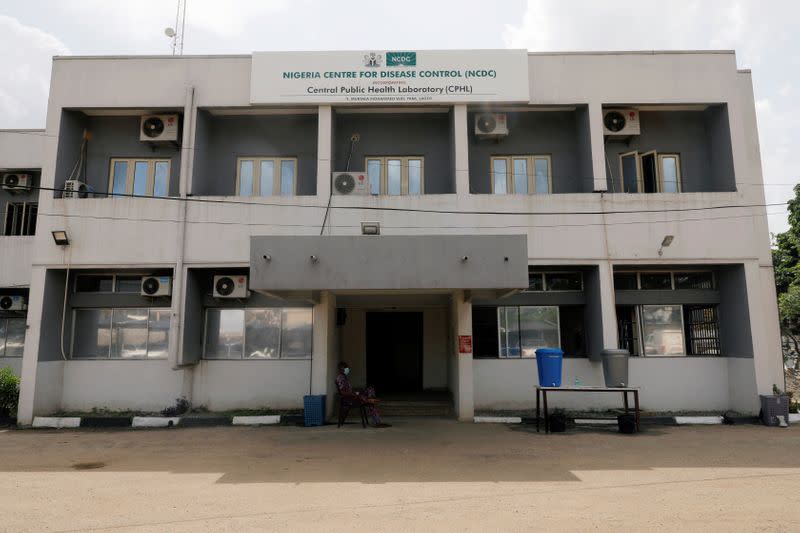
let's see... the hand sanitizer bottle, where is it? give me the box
[574,376,581,387]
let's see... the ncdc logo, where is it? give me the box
[386,52,417,67]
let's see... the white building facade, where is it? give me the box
[0,50,783,424]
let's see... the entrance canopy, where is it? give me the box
[249,235,527,292]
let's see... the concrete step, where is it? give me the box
[378,400,453,417]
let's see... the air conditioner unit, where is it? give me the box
[332,171,370,195]
[474,113,508,138]
[141,276,172,297]
[63,180,90,199]
[0,295,27,311]
[603,109,641,136]
[140,114,180,142]
[1,173,32,192]
[213,275,249,298]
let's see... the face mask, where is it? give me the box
[344,367,350,376]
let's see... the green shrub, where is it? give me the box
[0,367,20,418]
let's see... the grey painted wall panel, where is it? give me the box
[250,235,528,291]
[468,111,592,194]
[192,113,318,196]
[53,110,88,196]
[717,265,754,358]
[333,113,453,194]
[38,270,67,362]
[614,289,721,305]
[583,267,605,360]
[706,105,736,191]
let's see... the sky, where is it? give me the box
[1,0,797,233]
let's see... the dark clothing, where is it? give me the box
[335,372,381,424]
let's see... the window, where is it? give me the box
[364,156,424,196]
[203,307,312,359]
[3,202,37,236]
[236,157,297,196]
[526,270,583,292]
[490,155,551,195]
[71,308,169,359]
[617,152,681,193]
[617,304,721,357]
[640,272,673,290]
[498,306,559,358]
[0,317,26,357]
[108,158,170,197]
[614,271,715,291]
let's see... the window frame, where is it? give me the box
[108,158,171,197]
[235,157,298,197]
[3,202,38,236]
[70,307,169,360]
[617,151,682,193]
[639,304,687,357]
[525,271,584,293]
[363,156,425,196]
[202,306,313,360]
[497,305,561,358]
[73,273,161,294]
[0,316,26,358]
[614,270,715,291]
[490,155,552,195]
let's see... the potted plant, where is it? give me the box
[0,367,20,426]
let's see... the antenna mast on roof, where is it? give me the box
[164,0,188,55]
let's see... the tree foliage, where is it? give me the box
[774,184,800,366]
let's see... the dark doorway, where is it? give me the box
[366,312,423,393]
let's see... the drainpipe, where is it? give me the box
[170,85,195,403]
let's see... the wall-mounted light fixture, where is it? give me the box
[361,222,380,235]
[310,255,319,263]
[658,235,674,257]
[51,230,70,246]
[461,255,469,262]
[262,254,272,262]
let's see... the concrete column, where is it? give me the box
[588,100,608,192]
[744,261,785,397]
[316,106,333,199]
[451,290,474,421]
[17,267,52,425]
[311,291,337,417]
[598,261,618,353]
[452,104,470,196]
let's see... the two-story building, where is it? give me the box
[0,49,783,424]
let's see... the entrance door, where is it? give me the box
[366,312,423,393]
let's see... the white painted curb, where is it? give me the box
[232,415,281,426]
[789,413,800,423]
[674,416,724,425]
[474,416,522,424]
[32,417,81,429]
[132,417,181,428]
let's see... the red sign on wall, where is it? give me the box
[458,335,473,354]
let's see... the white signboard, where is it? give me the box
[250,50,530,104]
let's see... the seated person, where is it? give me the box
[335,361,390,428]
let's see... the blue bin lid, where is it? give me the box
[535,347,563,356]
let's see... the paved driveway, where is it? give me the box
[1,419,800,531]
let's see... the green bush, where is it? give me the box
[0,367,20,418]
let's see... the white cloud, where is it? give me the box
[0,15,68,128]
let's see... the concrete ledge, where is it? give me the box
[178,416,231,427]
[132,417,181,428]
[81,417,132,428]
[32,417,81,429]
[675,416,724,425]
[789,413,800,423]
[574,418,617,425]
[474,416,522,424]
[232,415,281,426]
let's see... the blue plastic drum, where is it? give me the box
[535,348,564,387]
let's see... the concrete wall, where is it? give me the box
[192,360,310,411]
[604,110,735,193]
[468,110,592,193]
[474,357,732,412]
[0,237,35,287]
[192,113,318,196]
[717,265,754,358]
[333,113,453,194]
[61,360,185,412]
